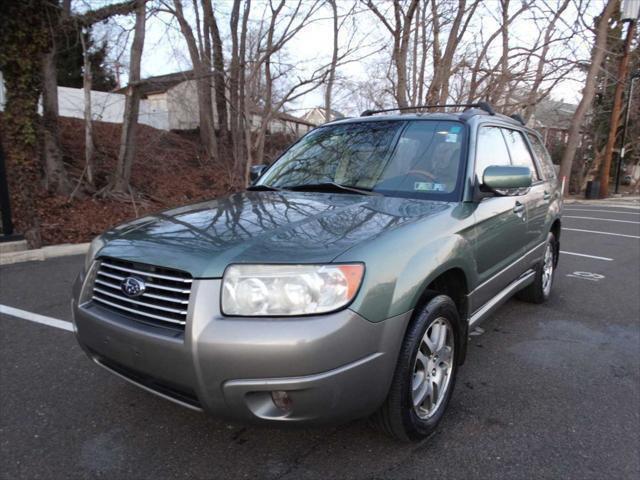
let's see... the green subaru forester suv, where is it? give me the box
[72,103,562,441]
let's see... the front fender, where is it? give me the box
[338,227,475,323]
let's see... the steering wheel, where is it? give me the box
[407,169,436,181]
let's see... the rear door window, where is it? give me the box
[475,126,511,180]
[501,129,540,182]
[527,133,557,180]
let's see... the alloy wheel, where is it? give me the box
[411,317,454,419]
[542,242,554,296]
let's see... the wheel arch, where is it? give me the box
[550,218,561,266]
[414,267,470,365]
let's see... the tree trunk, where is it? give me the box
[202,1,228,138]
[599,19,636,198]
[425,0,442,104]
[490,0,510,106]
[559,0,618,193]
[80,30,95,187]
[0,0,50,247]
[522,0,571,121]
[229,0,242,175]
[365,0,419,109]
[253,0,285,172]
[324,0,338,122]
[173,0,217,161]
[239,0,251,184]
[41,47,72,194]
[112,0,146,194]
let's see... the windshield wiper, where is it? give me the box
[246,184,282,192]
[283,182,379,196]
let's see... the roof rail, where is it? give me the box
[360,102,496,117]
[509,113,526,125]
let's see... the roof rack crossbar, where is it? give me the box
[509,113,526,125]
[360,101,495,117]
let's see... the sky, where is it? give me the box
[92,0,612,116]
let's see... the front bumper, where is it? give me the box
[71,273,411,424]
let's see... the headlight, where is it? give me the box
[85,236,104,271]
[221,264,364,316]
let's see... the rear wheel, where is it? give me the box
[517,231,558,303]
[373,295,461,442]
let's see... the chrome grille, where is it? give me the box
[91,258,192,329]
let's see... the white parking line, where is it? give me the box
[0,304,73,332]
[565,208,640,216]
[564,215,640,224]
[564,228,640,239]
[560,251,613,261]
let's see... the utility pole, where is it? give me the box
[599,3,637,198]
[615,72,640,193]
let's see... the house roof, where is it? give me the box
[114,69,315,127]
[276,111,316,127]
[113,70,197,96]
[302,107,346,125]
[531,99,577,130]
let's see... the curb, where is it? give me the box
[565,198,640,209]
[0,243,89,266]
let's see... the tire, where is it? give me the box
[516,231,558,304]
[372,295,461,442]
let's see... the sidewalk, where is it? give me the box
[0,242,89,266]
[565,195,640,209]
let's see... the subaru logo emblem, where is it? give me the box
[121,276,146,298]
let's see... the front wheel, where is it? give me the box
[372,295,461,442]
[517,231,558,304]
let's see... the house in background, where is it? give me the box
[528,99,577,147]
[0,70,313,137]
[302,107,346,125]
[115,70,315,136]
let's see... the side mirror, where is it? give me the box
[250,164,268,183]
[481,165,532,196]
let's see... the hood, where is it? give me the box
[98,191,451,278]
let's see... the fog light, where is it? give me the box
[271,391,293,412]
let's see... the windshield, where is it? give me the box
[257,120,466,200]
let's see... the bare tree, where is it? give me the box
[243,0,325,178]
[40,0,139,195]
[112,0,146,194]
[559,0,618,191]
[41,0,72,195]
[521,0,572,121]
[80,29,95,189]
[324,0,339,122]
[229,0,251,177]
[364,0,420,108]
[426,0,479,106]
[168,0,218,160]
[202,1,228,138]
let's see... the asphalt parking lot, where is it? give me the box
[1,200,639,480]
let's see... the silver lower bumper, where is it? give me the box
[72,274,411,424]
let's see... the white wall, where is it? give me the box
[0,78,169,130]
[56,86,169,130]
[0,72,5,111]
[165,79,200,130]
[58,86,124,123]
[165,80,311,136]
[0,75,310,135]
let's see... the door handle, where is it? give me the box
[543,191,551,201]
[513,201,525,214]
